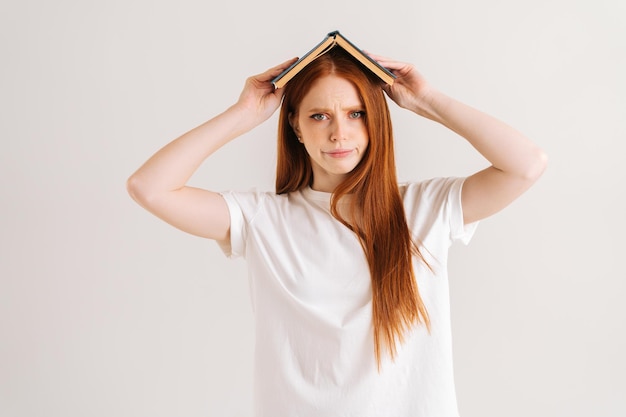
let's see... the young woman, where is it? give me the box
[127,47,547,416]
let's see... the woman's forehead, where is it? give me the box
[299,75,363,109]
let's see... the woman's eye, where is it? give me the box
[311,114,327,121]
[349,111,365,119]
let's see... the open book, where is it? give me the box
[271,31,396,89]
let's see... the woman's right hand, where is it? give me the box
[233,58,298,129]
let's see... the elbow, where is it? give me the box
[516,147,548,186]
[528,148,548,182]
[126,173,173,211]
[126,173,152,207]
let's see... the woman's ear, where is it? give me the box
[288,112,300,137]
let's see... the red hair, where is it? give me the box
[276,48,430,367]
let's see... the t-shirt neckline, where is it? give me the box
[302,186,332,202]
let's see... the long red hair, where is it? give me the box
[276,48,430,367]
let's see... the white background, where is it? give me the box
[1,0,624,416]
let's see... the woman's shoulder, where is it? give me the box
[221,187,286,201]
[399,177,465,199]
[220,187,310,214]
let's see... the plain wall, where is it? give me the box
[1,0,624,416]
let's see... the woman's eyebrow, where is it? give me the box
[304,105,364,113]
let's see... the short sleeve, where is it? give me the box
[217,191,246,258]
[215,189,270,258]
[448,177,478,245]
[402,177,479,248]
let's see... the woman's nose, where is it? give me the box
[330,120,346,142]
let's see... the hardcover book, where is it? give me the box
[271,31,396,89]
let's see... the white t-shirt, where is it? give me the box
[219,177,477,417]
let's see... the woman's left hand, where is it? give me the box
[366,53,433,115]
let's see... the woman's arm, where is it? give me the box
[369,54,548,224]
[126,58,297,240]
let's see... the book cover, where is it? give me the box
[271,31,396,89]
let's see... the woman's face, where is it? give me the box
[290,75,369,192]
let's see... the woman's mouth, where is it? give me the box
[324,149,354,158]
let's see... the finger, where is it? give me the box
[363,51,399,67]
[363,51,392,62]
[261,57,299,81]
[274,57,299,72]
[248,58,296,87]
[364,51,410,72]
[362,51,396,72]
